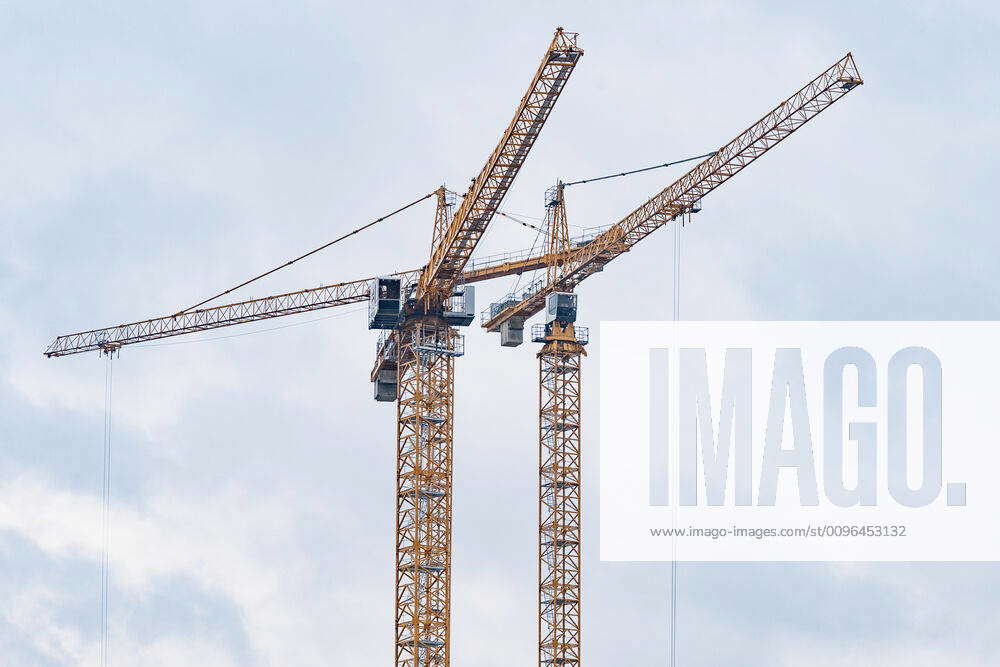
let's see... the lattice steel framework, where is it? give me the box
[430,187,455,255]
[43,242,562,357]
[538,323,585,666]
[38,34,868,667]
[395,320,461,666]
[418,29,582,305]
[43,273,413,356]
[543,182,570,286]
[482,52,863,331]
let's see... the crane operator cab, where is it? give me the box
[546,292,578,324]
[442,285,476,327]
[369,277,402,329]
[527,291,584,344]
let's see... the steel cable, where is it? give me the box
[562,151,716,188]
[669,213,686,666]
[173,190,436,316]
[100,354,113,666]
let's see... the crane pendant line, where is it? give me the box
[482,52,863,333]
[560,151,717,188]
[174,190,437,317]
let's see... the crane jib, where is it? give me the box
[417,31,583,302]
[481,52,863,332]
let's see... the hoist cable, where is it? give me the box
[498,209,544,222]
[100,354,113,667]
[562,151,717,188]
[668,212,688,667]
[508,212,547,297]
[173,190,437,316]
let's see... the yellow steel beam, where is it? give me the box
[417,29,582,308]
[483,52,864,332]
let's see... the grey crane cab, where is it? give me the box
[443,285,476,327]
[369,277,402,330]
[546,292,578,324]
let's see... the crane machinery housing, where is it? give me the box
[44,27,862,667]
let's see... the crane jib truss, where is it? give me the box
[417,29,583,305]
[482,52,863,332]
[43,244,566,358]
[44,272,414,357]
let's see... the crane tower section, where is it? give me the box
[394,321,463,666]
[386,29,581,667]
[536,314,587,666]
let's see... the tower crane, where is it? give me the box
[41,27,863,666]
[47,28,583,667]
[480,53,863,666]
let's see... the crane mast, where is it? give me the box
[536,185,586,665]
[393,321,461,665]
[543,182,570,286]
[429,187,455,255]
[537,322,585,665]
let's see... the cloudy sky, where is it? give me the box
[2,1,999,665]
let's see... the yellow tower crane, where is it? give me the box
[47,27,583,667]
[42,29,864,666]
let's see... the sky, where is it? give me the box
[2,1,1000,665]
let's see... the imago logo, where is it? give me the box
[646,346,963,510]
[599,323,1000,562]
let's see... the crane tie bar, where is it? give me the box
[173,190,437,316]
[561,151,717,187]
[497,210,545,233]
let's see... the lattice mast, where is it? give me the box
[538,183,584,664]
[394,322,461,666]
[430,187,455,255]
[543,182,570,286]
[538,323,584,666]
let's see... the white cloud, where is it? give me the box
[2,1,998,665]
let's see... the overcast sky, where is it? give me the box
[2,1,1000,665]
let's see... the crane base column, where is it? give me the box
[538,320,585,666]
[395,319,462,667]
